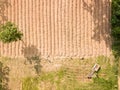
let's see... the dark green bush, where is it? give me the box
[112,0,120,39]
[0,22,23,43]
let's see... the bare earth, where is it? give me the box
[0,0,111,58]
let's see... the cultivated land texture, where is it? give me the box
[0,0,111,58]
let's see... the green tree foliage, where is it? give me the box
[112,0,120,39]
[0,22,23,43]
[112,2,120,89]
[112,0,120,56]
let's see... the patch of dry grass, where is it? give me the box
[22,56,117,90]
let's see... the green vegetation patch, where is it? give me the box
[22,77,39,90]
[0,22,23,43]
[22,56,118,90]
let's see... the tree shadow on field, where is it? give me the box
[82,0,111,48]
[21,45,42,75]
[0,61,10,90]
[0,0,10,24]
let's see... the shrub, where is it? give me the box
[0,22,23,43]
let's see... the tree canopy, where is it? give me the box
[112,0,120,39]
[0,22,23,43]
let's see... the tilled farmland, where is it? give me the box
[0,0,111,58]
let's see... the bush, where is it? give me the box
[0,22,23,43]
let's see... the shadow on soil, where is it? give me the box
[0,62,10,90]
[22,45,42,75]
[82,0,111,48]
